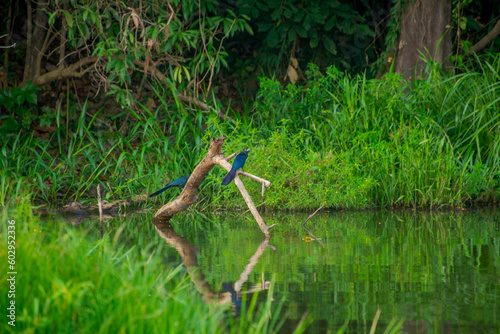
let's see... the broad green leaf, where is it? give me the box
[323,37,337,55]
[63,10,73,28]
[266,26,281,47]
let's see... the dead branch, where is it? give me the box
[133,59,232,122]
[177,93,234,122]
[32,56,98,86]
[468,19,500,55]
[27,52,230,123]
[154,136,275,238]
[302,202,325,227]
[213,154,275,237]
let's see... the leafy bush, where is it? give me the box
[231,0,375,74]
[0,82,40,135]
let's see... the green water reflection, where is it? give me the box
[173,210,500,333]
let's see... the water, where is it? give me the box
[156,209,500,333]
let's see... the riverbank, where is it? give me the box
[2,56,499,210]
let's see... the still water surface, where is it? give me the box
[156,209,499,333]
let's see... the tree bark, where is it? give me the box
[23,0,50,84]
[393,0,452,80]
[32,56,98,86]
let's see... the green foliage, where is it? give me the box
[45,0,251,106]
[2,54,500,210]
[0,92,206,206]
[213,128,375,210]
[231,0,374,73]
[238,58,500,208]
[0,82,40,135]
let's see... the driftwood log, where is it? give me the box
[154,136,275,238]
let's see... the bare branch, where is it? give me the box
[302,202,325,227]
[154,137,275,238]
[468,19,500,54]
[0,35,16,49]
[32,56,98,86]
[213,154,275,237]
[177,93,234,122]
[239,171,271,188]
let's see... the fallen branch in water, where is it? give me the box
[154,136,275,238]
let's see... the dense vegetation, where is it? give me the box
[1,0,499,210]
[2,54,500,210]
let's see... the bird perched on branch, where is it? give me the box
[221,148,250,185]
[149,175,191,197]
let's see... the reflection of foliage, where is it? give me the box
[194,211,500,333]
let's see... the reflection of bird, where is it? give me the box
[221,148,250,186]
[149,175,190,197]
[222,283,242,313]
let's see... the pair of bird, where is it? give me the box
[149,148,250,198]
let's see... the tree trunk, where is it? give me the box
[393,0,452,80]
[22,0,49,84]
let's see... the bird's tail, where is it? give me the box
[221,169,237,185]
[149,185,172,197]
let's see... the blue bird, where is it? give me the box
[221,148,250,186]
[149,175,191,197]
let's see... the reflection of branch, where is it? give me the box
[153,218,272,307]
[302,203,325,248]
[153,218,229,304]
[155,137,275,238]
[234,238,275,292]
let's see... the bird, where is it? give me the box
[149,175,191,197]
[221,148,250,186]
